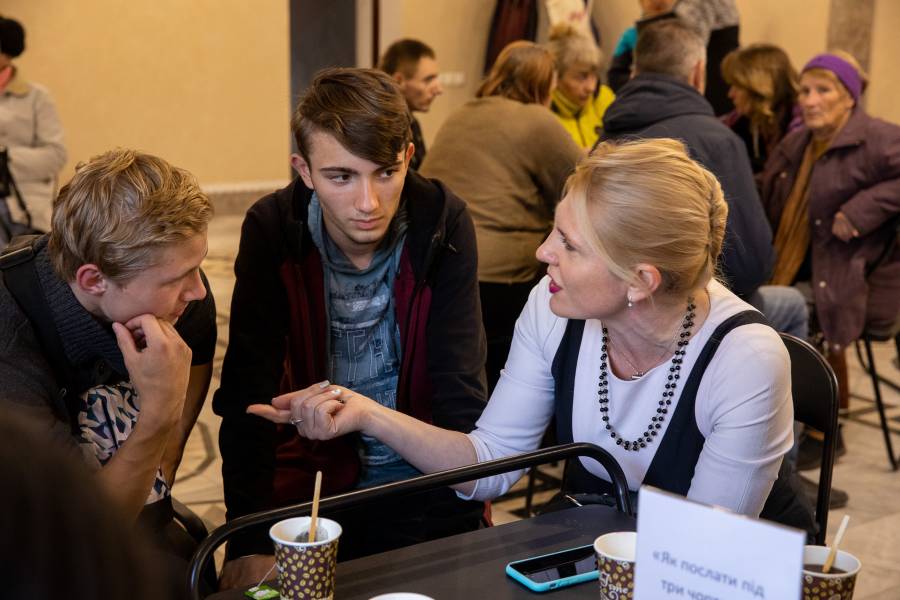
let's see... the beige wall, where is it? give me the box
[6,1,291,186]
[869,0,900,123]
[592,0,640,68]
[735,0,831,69]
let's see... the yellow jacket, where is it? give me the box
[550,85,615,149]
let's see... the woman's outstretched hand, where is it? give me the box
[247,381,373,440]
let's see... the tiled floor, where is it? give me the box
[176,213,900,597]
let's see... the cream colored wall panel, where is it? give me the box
[868,0,900,123]
[737,0,830,69]
[6,1,290,185]
[593,0,641,72]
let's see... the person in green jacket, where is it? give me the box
[546,23,615,149]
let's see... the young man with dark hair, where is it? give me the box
[214,67,487,589]
[378,39,443,170]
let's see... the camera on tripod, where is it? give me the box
[0,145,41,247]
[0,146,13,198]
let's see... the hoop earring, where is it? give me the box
[626,296,634,308]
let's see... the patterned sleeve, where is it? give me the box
[77,381,170,503]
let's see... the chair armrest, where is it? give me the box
[172,497,209,544]
[186,442,630,598]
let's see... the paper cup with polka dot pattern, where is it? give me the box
[270,517,342,600]
[594,531,636,600]
[802,545,861,600]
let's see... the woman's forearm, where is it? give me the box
[362,403,480,495]
[251,384,484,495]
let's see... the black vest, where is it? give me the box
[551,309,815,539]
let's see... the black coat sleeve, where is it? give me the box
[425,198,488,432]
[712,135,776,298]
[175,270,217,365]
[607,50,633,94]
[212,196,290,558]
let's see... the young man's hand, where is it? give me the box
[219,555,276,591]
[247,381,375,440]
[113,314,192,430]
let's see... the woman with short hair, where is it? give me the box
[253,138,797,523]
[546,24,615,149]
[721,43,799,173]
[420,40,582,392]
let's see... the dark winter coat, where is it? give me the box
[761,108,900,348]
[214,171,488,556]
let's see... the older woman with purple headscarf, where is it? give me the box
[761,51,900,402]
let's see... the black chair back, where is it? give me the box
[781,333,839,545]
[186,442,631,598]
[859,215,900,469]
[864,215,900,279]
[172,497,210,543]
[862,215,900,341]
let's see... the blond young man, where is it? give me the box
[0,149,216,560]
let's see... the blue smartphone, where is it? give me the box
[505,543,598,592]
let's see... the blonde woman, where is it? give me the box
[721,44,799,173]
[546,24,615,148]
[252,139,802,528]
[421,41,581,392]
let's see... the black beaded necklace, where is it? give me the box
[598,297,696,452]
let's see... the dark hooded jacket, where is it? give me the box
[214,171,488,557]
[601,73,775,299]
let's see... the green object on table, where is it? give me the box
[244,584,280,599]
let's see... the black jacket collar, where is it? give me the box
[278,169,461,282]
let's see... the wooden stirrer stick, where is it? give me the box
[308,470,323,543]
[822,514,850,574]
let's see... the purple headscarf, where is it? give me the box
[802,53,863,102]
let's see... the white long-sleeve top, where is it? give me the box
[464,277,793,517]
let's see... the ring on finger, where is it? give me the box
[289,417,303,426]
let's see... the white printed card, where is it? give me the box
[634,486,805,600]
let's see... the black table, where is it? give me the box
[209,504,636,599]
